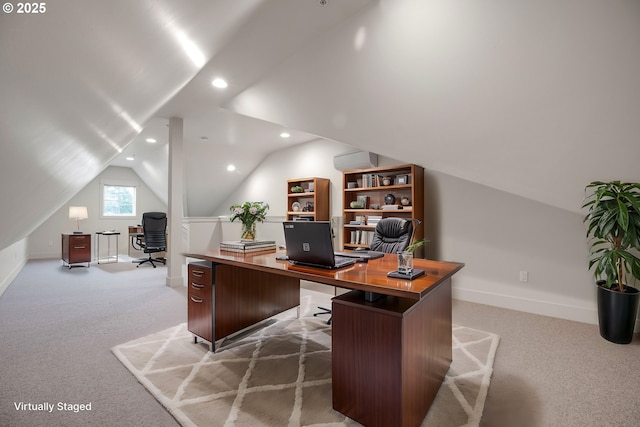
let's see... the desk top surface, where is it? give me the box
[183,249,464,300]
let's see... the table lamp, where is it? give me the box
[69,206,88,234]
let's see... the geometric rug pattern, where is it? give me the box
[113,293,499,427]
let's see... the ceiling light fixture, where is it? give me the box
[212,78,228,89]
[126,155,135,161]
[146,138,157,143]
[227,164,236,172]
[280,132,291,138]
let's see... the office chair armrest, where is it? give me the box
[132,236,145,251]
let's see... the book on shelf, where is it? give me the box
[360,173,389,188]
[367,215,382,226]
[350,229,374,245]
[381,204,403,210]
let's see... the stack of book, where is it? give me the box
[350,230,374,245]
[367,215,382,226]
[219,240,276,254]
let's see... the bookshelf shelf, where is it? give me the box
[286,177,330,222]
[341,164,424,256]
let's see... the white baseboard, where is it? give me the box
[0,256,27,298]
[29,251,59,259]
[453,286,599,325]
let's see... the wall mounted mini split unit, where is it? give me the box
[333,151,378,171]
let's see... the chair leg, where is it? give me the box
[136,256,155,268]
[314,306,332,325]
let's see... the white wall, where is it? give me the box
[214,139,352,219]
[425,170,596,324]
[199,139,600,325]
[29,166,167,259]
[0,238,28,297]
[211,139,396,247]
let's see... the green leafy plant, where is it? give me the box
[582,181,640,292]
[230,201,269,240]
[404,239,427,254]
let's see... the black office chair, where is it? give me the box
[314,217,415,324]
[369,217,414,254]
[135,212,167,268]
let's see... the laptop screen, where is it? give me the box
[283,221,354,269]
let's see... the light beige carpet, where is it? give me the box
[113,292,499,427]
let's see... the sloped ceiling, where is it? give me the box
[0,0,268,249]
[2,0,640,252]
[225,0,640,212]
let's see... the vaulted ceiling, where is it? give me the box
[2,0,640,251]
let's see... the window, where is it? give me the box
[102,184,136,217]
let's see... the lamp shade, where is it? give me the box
[69,206,88,219]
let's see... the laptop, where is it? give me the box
[283,221,356,269]
[333,250,385,261]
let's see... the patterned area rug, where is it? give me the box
[113,293,499,427]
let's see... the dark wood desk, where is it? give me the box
[128,226,143,257]
[183,249,463,427]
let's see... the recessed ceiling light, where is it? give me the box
[227,164,236,172]
[212,78,228,89]
[280,132,291,138]
[146,138,157,143]
[126,155,135,161]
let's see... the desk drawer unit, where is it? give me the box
[332,281,453,427]
[188,261,214,349]
[61,233,91,268]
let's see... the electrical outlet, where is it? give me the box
[519,271,528,282]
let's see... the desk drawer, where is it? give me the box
[69,234,91,245]
[188,261,213,343]
[188,280,211,298]
[188,289,212,342]
[189,263,212,285]
[188,263,212,299]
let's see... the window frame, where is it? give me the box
[99,179,138,219]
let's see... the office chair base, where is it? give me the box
[134,256,166,268]
[313,306,332,325]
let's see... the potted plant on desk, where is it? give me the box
[229,201,269,241]
[583,181,640,344]
[397,239,427,276]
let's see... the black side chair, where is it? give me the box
[135,212,167,268]
[314,217,415,324]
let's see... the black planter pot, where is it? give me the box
[597,284,640,344]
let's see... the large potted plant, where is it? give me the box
[583,181,640,344]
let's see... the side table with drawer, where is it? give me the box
[61,233,91,269]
